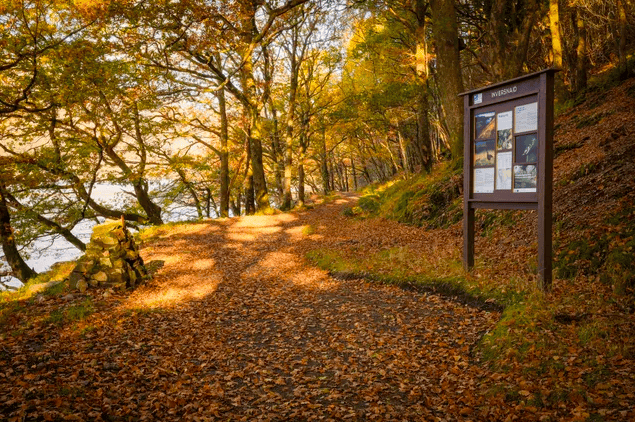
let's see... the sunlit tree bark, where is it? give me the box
[430,0,464,166]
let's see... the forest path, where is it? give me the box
[1,194,501,421]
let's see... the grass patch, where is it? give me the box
[43,281,67,296]
[307,246,508,311]
[44,298,94,327]
[137,220,199,241]
[66,298,94,322]
[0,262,74,330]
[574,111,612,129]
[1,270,69,302]
[46,309,65,326]
[301,225,316,236]
[352,162,462,228]
[477,210,517,238]
[79,325,97,337]
[479,296,552,364]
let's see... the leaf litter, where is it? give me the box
[1,79,635,422]
[1,195,504,421]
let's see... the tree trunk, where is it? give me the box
[617,0,628,79]
[206,188,212,218]
[361,165,372,185]
[130,102,163,225]
[0,184,37,283]
[263,45,284,198]
[297,135,308,206]
[244,139,256,215]
[429,0,464,166]
[297,164,305,206]
[416,89,433,173]
[414,0,433,172]
[574,9,588,94]
[3,190,86,252]
[249,118,269,211]
[382,139,400,174]
[239,5,270,213]
[217,87,230,218]
[342,163,349,192]
[548,0,563,70]
[131,181,163,225]
[36,164,149,224]
[230,193,241,217]
[489,0,507,79]
[351,158,358,191]
[44,109,151,224]
[548,0,565,97]
[320,125,330,194]
[397,128,411,175]
[511,0,539,77]
[329,153,336,192]
[282,31,299,210]
[175,167,203,219]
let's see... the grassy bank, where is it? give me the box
[308,76,635,417]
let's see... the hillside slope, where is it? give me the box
[312,76,635,420]
[352,76,635,293]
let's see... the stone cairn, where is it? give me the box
[69,217,147,292]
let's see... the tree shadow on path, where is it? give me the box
[0,194,503,421]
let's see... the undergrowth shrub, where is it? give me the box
[357,194,381,213]
[352,164,463,228]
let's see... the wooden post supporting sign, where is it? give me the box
[460,69,557,291]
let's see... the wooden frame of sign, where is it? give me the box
[460,69,557,291]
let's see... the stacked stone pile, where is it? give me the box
[69,218,147,292]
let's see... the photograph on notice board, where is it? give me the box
[514,164,537,192]
[515,134,538,163]
[497,129,512,150]
[496,151,512,190]
[497,111,513,150]
[475,111,496,140]
[475,140,496,167]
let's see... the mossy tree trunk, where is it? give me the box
[572,7,588,94]
[0,184,36,283]
[430,0,465,167]
[414,0,433,173]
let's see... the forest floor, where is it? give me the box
[1,78,635,422]
[1,194,502,421]
[1,189,633,421]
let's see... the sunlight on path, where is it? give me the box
[0,195,501,421]
[100,194,500,419]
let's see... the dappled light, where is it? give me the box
[1,0,633,419]
[231,213,298,228]
[190,258,216,271]
[132,278,220,309]
[148,252,187,267]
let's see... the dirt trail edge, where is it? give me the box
[1,194,502,421]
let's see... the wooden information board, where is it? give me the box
[460,69,557,291]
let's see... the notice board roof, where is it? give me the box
[459,68,559,97]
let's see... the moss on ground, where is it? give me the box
[348,163,463,229]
